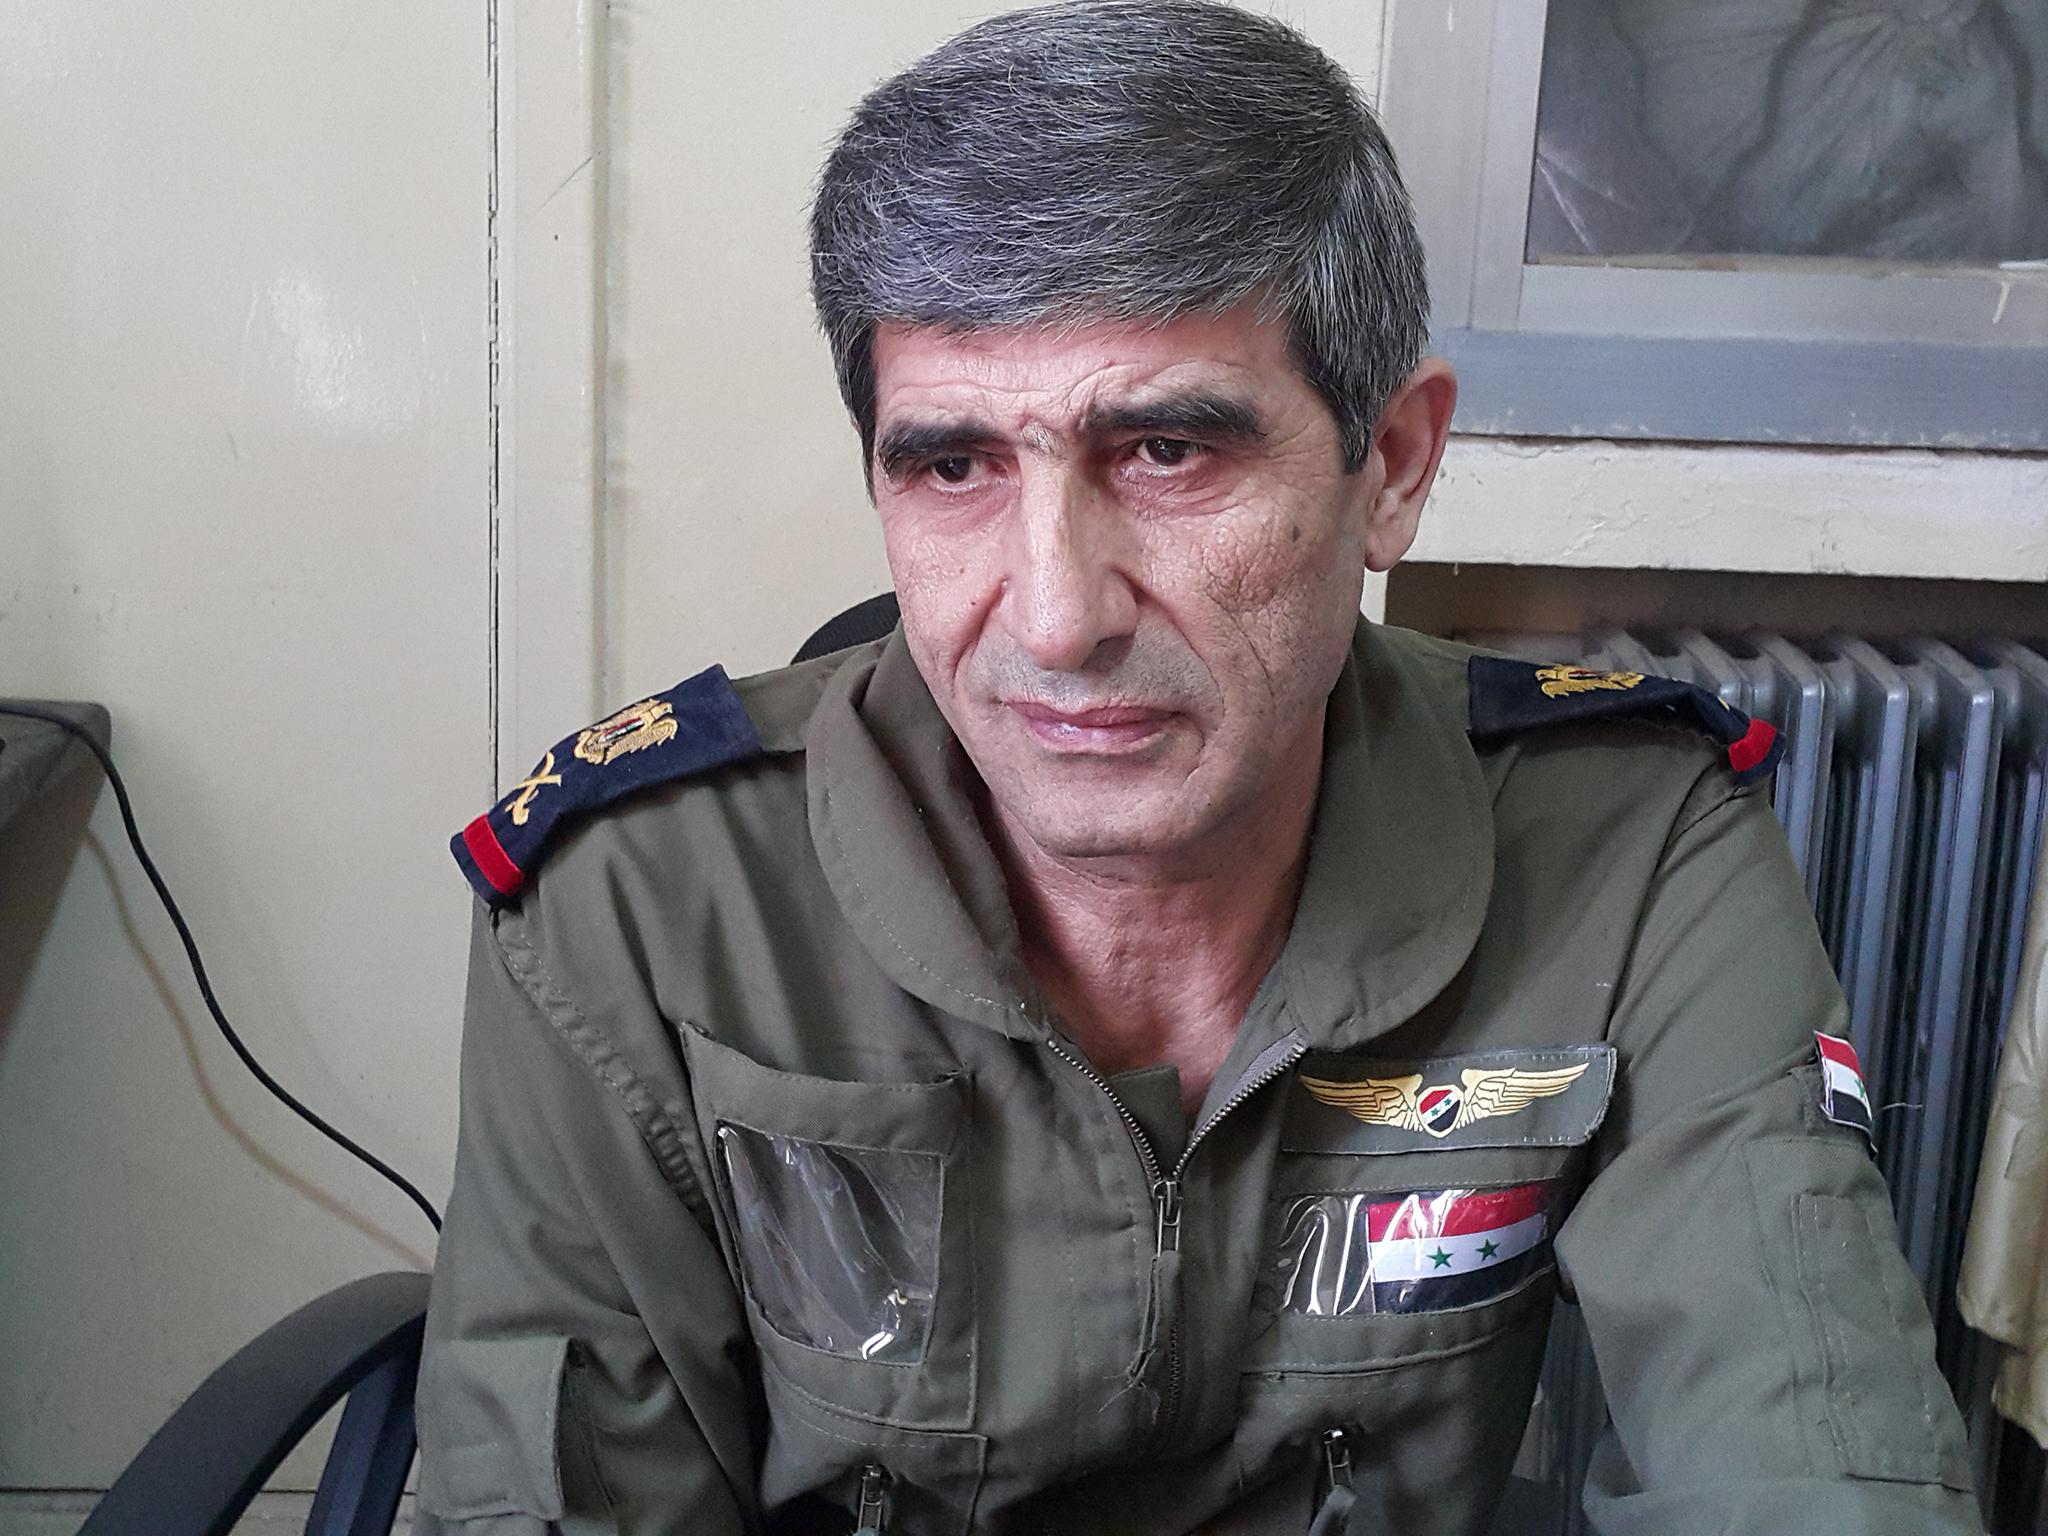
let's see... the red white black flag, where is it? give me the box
[1276,1183,1553,1316]
[1814,1031,1874,1140]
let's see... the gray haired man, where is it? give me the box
[417,4,1983,1532]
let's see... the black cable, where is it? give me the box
[0,704,443,1235]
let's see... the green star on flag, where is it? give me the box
[1428,1247,1453,1269]
[1477,1239,1500,1260]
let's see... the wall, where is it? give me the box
[0,0,488,1522]
[1416,439,2048,585]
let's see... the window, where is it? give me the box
[1382,0,2048,449]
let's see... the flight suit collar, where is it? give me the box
[1273,619,1495,1051]
[806,620,1495,1052]
[807,634,1043,1038]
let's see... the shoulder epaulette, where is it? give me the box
[452,665,763,906]
[1466,655,1782,787]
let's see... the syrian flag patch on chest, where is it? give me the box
[1814,1031,1874,1140]
[1274,1183,1554,1317]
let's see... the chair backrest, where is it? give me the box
[83,1270,428,1536]
[793,592,900,665]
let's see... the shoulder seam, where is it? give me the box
[490,917,718,1238]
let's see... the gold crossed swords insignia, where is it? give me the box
[1536,664,1644,698]
[1299,1062,1589,1139]
[504,750,562,827]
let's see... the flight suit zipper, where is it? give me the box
[1320,1427,1354,1494]
[1307,1428,1358,1536]
[1046,1031,1308,1446]
[853,1462,891,1534]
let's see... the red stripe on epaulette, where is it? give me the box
[1728,717,1777,774]
[461,816,524,896]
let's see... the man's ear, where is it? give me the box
[1360,358,1457,573]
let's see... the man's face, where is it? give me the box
[869,306,1392,868]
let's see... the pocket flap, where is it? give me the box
[417,1334,569,1522]
[679,1019,968,1155]
[1748,1138,1976,1491]
[1283,1045,1616,1154]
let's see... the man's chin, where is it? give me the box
[969,737,1212,862]
[990,791,1199,865]
[1018,825,1165,862]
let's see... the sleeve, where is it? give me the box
[413,908,759,1536]
[1556,778,1986,1536]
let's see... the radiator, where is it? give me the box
[1462,629,2048,1535]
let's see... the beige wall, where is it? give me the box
[0,0,488,1520]
[1417,440,2048,581]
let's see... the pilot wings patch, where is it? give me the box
[1300,1064,1589,1139]
[1284,1046,1616,1154]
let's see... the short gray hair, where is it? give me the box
[809,0,1429,475]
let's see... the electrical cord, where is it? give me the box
[0,703,443,1235]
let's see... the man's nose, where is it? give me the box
[1005,466,1137,673]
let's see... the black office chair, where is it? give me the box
[793,591,901,663]
[80,1270,428,1536]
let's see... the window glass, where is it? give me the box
[1527,0,2048,265]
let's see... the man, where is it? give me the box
[417,4,1983,1532]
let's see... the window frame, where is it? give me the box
[1381,0,2048,451]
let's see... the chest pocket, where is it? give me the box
[1229,1046,1614,1532]
[1245,1044,1614,1366]
[678,1022,978,1433]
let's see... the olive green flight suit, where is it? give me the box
[414,620,1983,1535]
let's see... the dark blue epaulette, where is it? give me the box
[452,666,763,906]
[1466,655,1783,788]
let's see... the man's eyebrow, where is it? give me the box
[874,418,1000,476]
[1084,390,1269,443]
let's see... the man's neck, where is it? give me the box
[989,720,1324,1117]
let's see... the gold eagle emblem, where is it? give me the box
[1536,664,1645,699]
[574,698,678,766]
[1299,1062,1589,1139]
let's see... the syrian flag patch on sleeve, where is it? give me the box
[1814,1032,1874,1140]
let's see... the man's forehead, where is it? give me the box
[870,310,1295,432]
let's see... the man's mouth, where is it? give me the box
[1005,700,1175,751]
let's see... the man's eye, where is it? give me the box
[1135,437,1201,468]
[927,455,976,484]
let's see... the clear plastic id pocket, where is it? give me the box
[718,1124,940,1364]
[1275,1182,1553,1317]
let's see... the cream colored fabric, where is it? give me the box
[1958,845,2048,1448]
